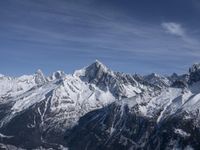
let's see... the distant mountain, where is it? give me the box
[0,61,200,149]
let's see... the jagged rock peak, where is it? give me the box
[35,69,44,75]
[147,73,160,78]
[87,59,110,72]
[189,63,200,83]
[144,73,170,88]
[169,73,179,81]
[74,60,114,78]
[189,63,200,73]
[84,60,115,79]
[34,69,47,84]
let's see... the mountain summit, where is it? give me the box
[189,63,200,83]
[0,61,200,149]
[74,60,112,78]
[34,69,47,84]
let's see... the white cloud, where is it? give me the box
[161,22,200,49]
[161,22,185,37]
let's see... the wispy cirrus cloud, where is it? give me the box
[161,22,200,50]
[0,0,200,75]
[161,22,185,37]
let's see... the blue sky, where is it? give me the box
[0,0,200,76]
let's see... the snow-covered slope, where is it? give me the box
[0,69,47,100]
[1,61,200,149]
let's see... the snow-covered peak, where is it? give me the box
[0,74,4,77]
[74,60,115,79]
[145,73,164,79]
[144,73,171,88]
[73,61,143,99]
[149,73,159,77]
[35,69,45,79]
[34,69,47,85]
[94,59,108,69]
[85,60,112,75]
[48,70,65,81]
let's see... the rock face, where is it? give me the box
[75,60,140,98]
[64,100,200,150]
[144,73,171,88]
[189,63,200,84]
[0,61,200,149]
[64,103,156,150]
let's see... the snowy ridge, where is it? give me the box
[1,61,200,149]
[1,61,200,127]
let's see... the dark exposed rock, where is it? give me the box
[171,80,188,88]
[64,103,198,150]
[189,63,200,84]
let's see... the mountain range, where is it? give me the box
[0,60,200,150]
